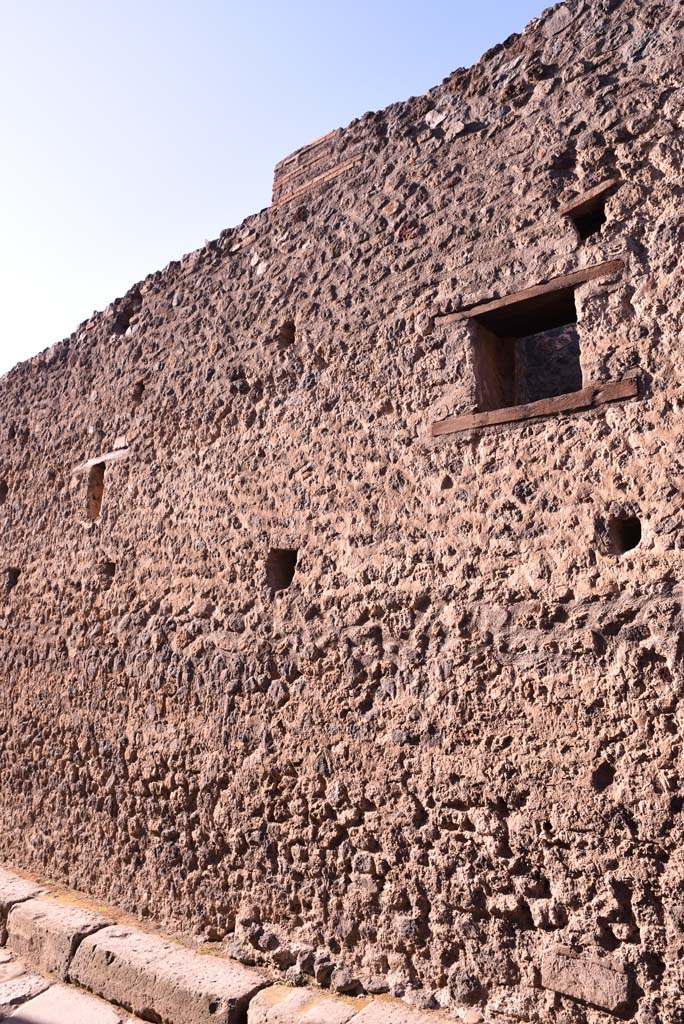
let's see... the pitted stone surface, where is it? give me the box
[7,897,112,980]
[70,925,267,1024]
[1,1,684,1022]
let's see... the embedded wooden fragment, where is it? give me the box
[435,259,625,327]
[559,177,621,218]
[72,448,130,476]
[430,377,637,437]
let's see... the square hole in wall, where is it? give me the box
[470,284,582,412]
[266,548,298,595]
[562,179,620,241]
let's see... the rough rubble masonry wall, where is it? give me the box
[1,1,683,1021]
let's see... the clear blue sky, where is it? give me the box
[0,0,546,377]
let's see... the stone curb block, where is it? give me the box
[0,869,46,945]
[248,986,451,1024]
[7,897,113,981]
[70,925,268,1024]
[248,984,370,1024]
[352,1003,449,1024]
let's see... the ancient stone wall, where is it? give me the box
[1,1,683,1020]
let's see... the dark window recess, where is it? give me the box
[132,380,145,405]
[266,548,298,594]
[276,320,296,349]
[86,463,106,520]
[609,515,642,555]
[100,560,116,580]
[0,480,7,505]
[471,285,582,411]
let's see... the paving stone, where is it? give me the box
[0,975,50,1021]
[541,944,630,1013]
[7,898,112,980]
[0,871,45,945]
[249,985,369,1024]
[5,983,131,1023]
[70,925,268,1024]
[0,959,27,984]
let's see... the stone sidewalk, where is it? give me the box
[0,865,462,1024]
[0,949,134,1022]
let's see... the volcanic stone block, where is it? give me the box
[70,925,268,1024]
[248,985,368,1024]
[7,897,112,980]
[0,869,45,945]
[541,944,630,1012]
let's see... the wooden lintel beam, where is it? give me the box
[435,259,625,326]
[559,177,621,218]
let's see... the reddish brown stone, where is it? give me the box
[1,1,683,1022]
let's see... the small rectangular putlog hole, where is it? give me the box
[471,285,582,412]
[266,548,298,594]
[561,178,620,241]
[3,567,20,597]
[86,463,106,520]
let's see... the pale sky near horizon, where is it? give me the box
[0,0,546,378]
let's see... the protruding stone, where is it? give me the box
[7,897,112,980]
[541,944,630,1012]
[70,925,267,1024]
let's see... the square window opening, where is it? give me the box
[470,285,583,413]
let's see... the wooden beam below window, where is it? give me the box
[430,377,638,437]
